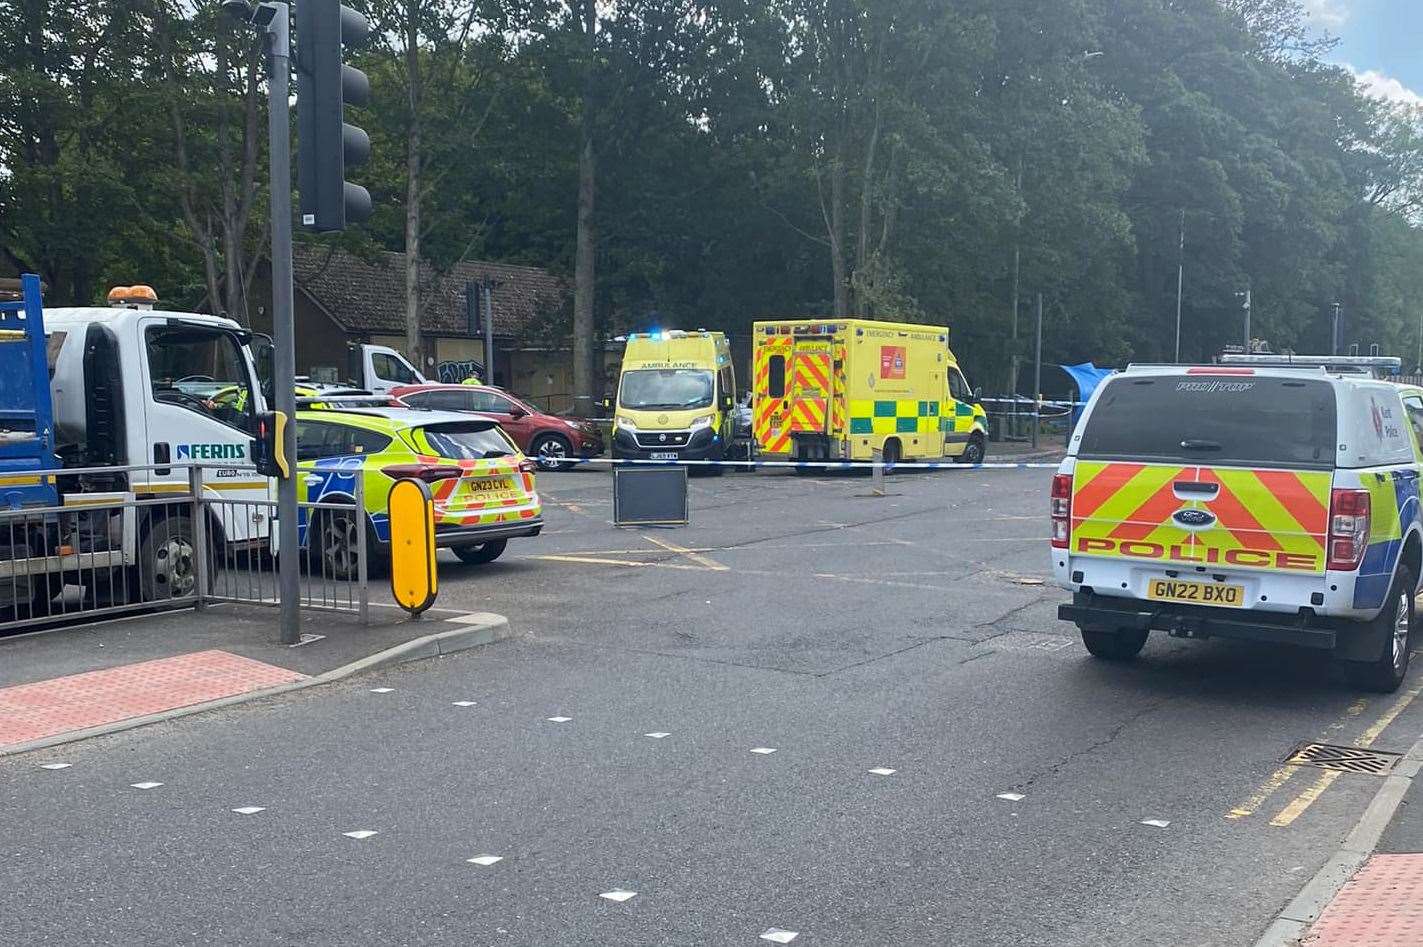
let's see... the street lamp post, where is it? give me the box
[1174,209,1184,363]
[1331,302,1342,357]
[1237,285,1252,353]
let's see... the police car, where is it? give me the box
[1053,364,1421,692]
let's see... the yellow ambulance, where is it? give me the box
[609,331,738,468]
[751,319,988,465]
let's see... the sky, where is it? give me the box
[1303,0,1423,107]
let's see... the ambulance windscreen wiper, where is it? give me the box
[1179,439,1222,452]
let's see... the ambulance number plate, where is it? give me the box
[1147,579,1244,607]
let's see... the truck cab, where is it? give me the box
[610,331,737,466]
[46,290,269,537]
[348,343,428,393]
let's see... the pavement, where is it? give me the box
[3,460,1422,946]
[0,602,512,754]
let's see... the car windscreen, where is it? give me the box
[418,423,515,460]
[1077,375,1337,470]
[619,369,714,410]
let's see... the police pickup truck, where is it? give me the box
[1052,364,1421,692]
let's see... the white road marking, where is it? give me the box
[996,792,1026,802]
[467,855,503,866]
[644,732,671,739]
[1140,819,1171,828]
[750,747,778,755]
[452,701,477,707]
[343,830,378,840]
[38,763,71,770]
[232,807,266,815]
[599,889,637,902]
[546,716,573,723]
[370,688,395,694]
[868,767,897,776]
[760,928,799,943]
[130,782,163,790]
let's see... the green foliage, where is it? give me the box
[3,0,1422,380]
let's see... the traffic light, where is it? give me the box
[296,0,372,232]
[252,411,291,479]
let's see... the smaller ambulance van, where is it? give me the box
[609,331,738,467]
[1053,364,1423,692]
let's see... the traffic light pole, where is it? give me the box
[265,4,301,645]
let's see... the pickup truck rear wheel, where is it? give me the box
[1350,567,1414,693]
[452,539,507,565]
[1080,627,1149,661]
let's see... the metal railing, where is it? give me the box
[0,462,368,634]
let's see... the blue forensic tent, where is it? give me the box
[1060,362,1114,428]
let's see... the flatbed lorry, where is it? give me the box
[0,278,277,617]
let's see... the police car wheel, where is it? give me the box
[1080,627,1149,661]
[453,539,507,565]
[1351,566,1414,694]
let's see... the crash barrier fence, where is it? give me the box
[0,462,367,634]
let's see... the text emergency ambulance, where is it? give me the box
[609,331,738,467]
[1053,364,1423,692]
[751,319,988,466]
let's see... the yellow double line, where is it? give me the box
[1227,684,1421,826]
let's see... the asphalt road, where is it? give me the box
[5,466,1423,946]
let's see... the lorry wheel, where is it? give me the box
[531,434,574,471]
[452,539,507,564]
[139,514,199,601]
[1349,567,1414,693]
[957,434,986,465]
[1080,627,1149,661]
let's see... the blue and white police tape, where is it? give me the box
[568,456,1060,471]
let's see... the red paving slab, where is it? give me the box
[0,650,307,747]
[1303,853,1423,946]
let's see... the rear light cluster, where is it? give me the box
[518,459,539,474]
[381,464,462,483]
[1050,474,1072,549]
[1327,488,1371,572]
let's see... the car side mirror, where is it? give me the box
[599,398,612,412]
[722,395,734,411]
[508,407,527,419]
[972,386,983,404]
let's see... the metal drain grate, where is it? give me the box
[1285,743,1402,776]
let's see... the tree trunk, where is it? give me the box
[571,0,598,414]
[573,127,597,413]
[829,156,850,317]
[223,227,244,322]
[403,6,423,367]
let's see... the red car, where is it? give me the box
[392,384,604,471]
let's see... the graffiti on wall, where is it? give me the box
[437,360,485,384]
